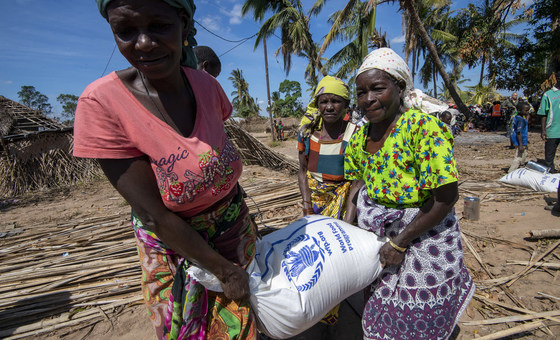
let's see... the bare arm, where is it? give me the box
[297,151,313,215]
[541,116,547,140]
[343,180,364,224]
[516,130,524,155]
[98,157,249,300]
[380,181,458,267]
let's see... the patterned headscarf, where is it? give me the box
[96,0,198,69]
[299,76,350,137]
[356,48,447,114]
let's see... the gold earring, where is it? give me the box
[183,40,189,47]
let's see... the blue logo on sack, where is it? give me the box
[282,234,325,291]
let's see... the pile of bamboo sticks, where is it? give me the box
[0,176,302,339]
[225,120,298,173]
[461,231,560,338]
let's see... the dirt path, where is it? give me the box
[1,130,559,339]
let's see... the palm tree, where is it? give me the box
[242,0,326,84]
[315,0,384,66]
[456,1,526,85]
[321,1,388,82]
[399,0,471,118]
[465,83,499,106]
[229,69,260,118]
[405,0,459,98]
[402,0,454,82]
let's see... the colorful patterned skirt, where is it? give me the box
[132,185,258,340]
[356,186,475,340]
[307,172,351,220]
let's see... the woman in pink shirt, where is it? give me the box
[73,0,257,339]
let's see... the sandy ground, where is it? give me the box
[1,129,560,339]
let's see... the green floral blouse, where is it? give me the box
[344,109,458,208]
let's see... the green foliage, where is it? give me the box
[271,80,304,117]
[56,94,79,120]
[242,0,325,91]
[228,69,260,118]
[322,1,382,81]
[455,1,527,85]
[493,0,560,95]
[17,86,53,115]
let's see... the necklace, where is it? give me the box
[137,69,172,126]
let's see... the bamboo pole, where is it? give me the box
[474,320,550,340]
[506,239,560,287]
[506,260,560,269]
[527,229,560,239]
[462,310,560,326]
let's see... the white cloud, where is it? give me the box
[199,16,221,31]
[219,4,243,25]
[391,35,406,44]
[0,80,13,85]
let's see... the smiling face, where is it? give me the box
[317,93,348,124]
[355,69,404,124]
[107,0,187,80]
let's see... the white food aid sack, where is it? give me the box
[188,215,385,339]
[499,168,560,193]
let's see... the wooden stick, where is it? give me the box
[461,310,560,326]
[507,239,560,287]
[537,292,560,302]
[506,260,560,269]
[461,229,533,252]
[474,320,551,340]
[472,294,560,323]
[527,229,560,239]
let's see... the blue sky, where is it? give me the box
[0,0,530,117]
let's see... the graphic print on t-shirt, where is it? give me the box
[154,139,240,204]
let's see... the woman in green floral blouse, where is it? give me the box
[343,48,474,340]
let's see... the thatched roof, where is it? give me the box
[0,95,70,141]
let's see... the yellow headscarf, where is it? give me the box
[299,76,350,137]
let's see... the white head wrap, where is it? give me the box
[356,48,447,114]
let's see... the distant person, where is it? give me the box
[508,102,530,173]
[491,100,502,131]
[505,93,519,148]
[273,119,279,139]
[439,110,452,125]
[504,92,519,112]
[537,64,560,173]
[193,45,221,78]
[277,119,285,141]
[343,107,351,122]
[351,103,365,126]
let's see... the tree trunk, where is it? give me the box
[401,0,472,119]
[411,47,416,82]
[479,57,485,85]
[433,63,438,98]
[263,38,276,141]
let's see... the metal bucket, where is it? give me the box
[526,161,549,173]
[463,197,480,221]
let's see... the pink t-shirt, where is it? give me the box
[73,67,241,217]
